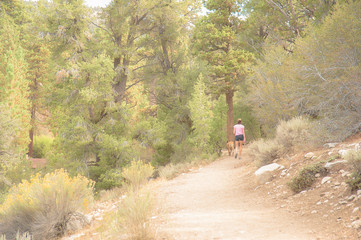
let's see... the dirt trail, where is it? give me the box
[155,157,326,240]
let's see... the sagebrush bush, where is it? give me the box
[246,139,280,167]
[122,161,154,190]
[0,169,94,239]
[32,135,54,158]
[288,163,327,193]
[345,150,361,191]
[275,116,317,154]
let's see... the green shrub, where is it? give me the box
[346,150,361,191]
[32,135,54,158]
[152,142,173,167]
[0,169,94,239]
[246,139,280,167]
[288,163,327,193]
[96,169,123,190]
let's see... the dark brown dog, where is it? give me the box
[226,141,234,156]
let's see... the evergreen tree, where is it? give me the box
[193,0,254,141]
[188,74,212,152]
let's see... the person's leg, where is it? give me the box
[238,141,243,158]
[235,140,240,158]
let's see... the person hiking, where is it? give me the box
[233,118,245,160]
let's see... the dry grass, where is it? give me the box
[114,186,156,240]
[1,232,32,240]
[158,156,215,180]
[104,161,158,240]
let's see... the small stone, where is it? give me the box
[317,201,322,205]
[342,171,350,177]
[351,220,361,229]
[348,195,356,201]
[334,181,341,186]
[356,143,361,152]
[321,177,332,184]
[305,152,315,159]
[323,214,329,218]
[315,173,321,178]
[311,210,318,214]
[339,200,347,205]
[338,149,350,157]
[357,190,361,196]
[353,207,359,213]
[324,200,329,203]
[324,160,347,169]
[324,143,338,148]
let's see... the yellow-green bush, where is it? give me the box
[0,169,94,239]
[122,161,154,190]
[288,163,327,193]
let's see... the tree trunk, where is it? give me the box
[226,91,234,142]
[113,56,129,103]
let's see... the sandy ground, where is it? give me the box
[155,156,327,240]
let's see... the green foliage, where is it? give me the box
[248,1,361,141]
[288,163,327,193]
[346,151,361,192]
[95,168,123,191]
[209,95,227,155]
[188,74,212,152]
[0,169,94,239]
[0,105,31,194]
[32,135,53,158]
[233,94,261,141]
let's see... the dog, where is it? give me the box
[226,141,234,156]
